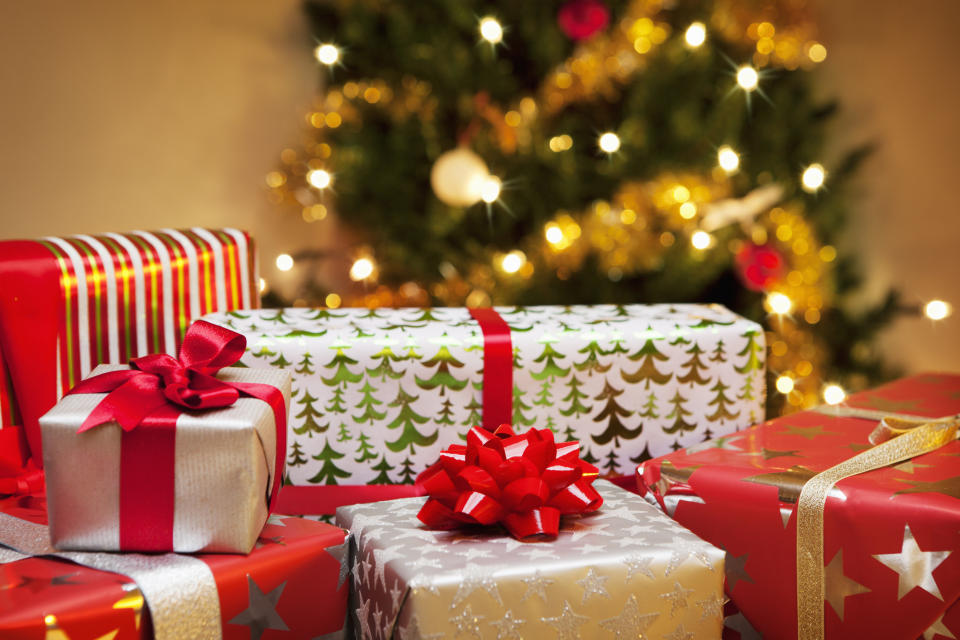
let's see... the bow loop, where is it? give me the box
[416,424,602,539]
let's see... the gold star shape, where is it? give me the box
[761,447,801,460]
[725,551,754,593]
[520,570,555,602]
[576,567,610,603]
[892,460,932,475]
[599,593,659,638]
[624,554,656,582]
[847,442,872,453]
[450,565,503,608]
[489,609,525,640]
[873,524,951,600]
[544,600,589,640]
[449,604,485,639]
[743,466,818,503]
[922,612,957,640]
[782,423,840,440]
[664,622,695,640]
[113,584,144,631]
[824,549,871,621]
[660,581,695,617]
[695,592,728,622]
[894,475,960,500]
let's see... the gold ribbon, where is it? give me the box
[796,408,960,640]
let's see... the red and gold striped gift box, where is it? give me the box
[0,228,259,468]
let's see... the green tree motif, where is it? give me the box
[404,308,443,323]
[663,390,696,435]
[353,381,387,424]
[629,443,653,465]
[559,374,591,418]
[415,335,468,394]
[462,394,483,428]
[261,310,291,325]
[307,439,351,485]
[621,330,672,388]
[293,391,328,435]
[603,450,619,475]
[385,385,437,453]
[269,353,292,369]
[370,454,395,484]
[677,343,711,385]
[735,329,765,375]
[707,380,741,422]
[574,333,612,374]
[563,426,577,442]
[533,380,553,407]
[295,352,315,375]
[366,340,406,381]
[530,336,570,381]
[581,447,599,466]
[249,345,276,360]
[337,423,351,441]
[403,337,422,360]
[710,340,727,363]
[606,331,629,355]
[304,308,346,321]
[355,432,378,463]
[436,397,456,426]
[287,440,308,467]
[591,380,640,446]
[322,340,363,387]
[512,384,536,427]
[326,387,347,414]
[739,375,757,403]
[639,391,659,419]
[544,415,558,434]
[397,456,418,484]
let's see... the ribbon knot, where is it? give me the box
[415,424,602,539]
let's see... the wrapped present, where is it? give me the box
[0,229,259,474]
[39,321,290,554]
[204,304,766,512]
[636,373,960,640]
[336,479,726,639]
[0,493,349,640]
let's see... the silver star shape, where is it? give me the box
[624,523,657,536]
[666,536,716,576]
[373,546,405,590]
[518,545,560,560]
[873,524,951,600]
[660,581,695,617]
[695,593,728,622]
[592,506,636,521]
[351,560,363,587]
[574,542,606,555]
[372,602,383,637]
[461,547,495,561]
[500,538,531,553]
[451,565,503,608]
[324,538,350,590]
[724,612,762,640]
[409,574,440,595]
[389,579,405,612]
[625,554,656,582]
[360,556,374,587]
[408,555,444,571]
[599,593,659,638]
[544,600,589,640]
[576,567,610,603]
[521,570,556,602]
[228,576,289,640]
[563,520,613,541]
[664,622,695,640]
[450,604,485,638]
[356,594,373,640]
[396,614,443,640]
[490,609,526,640]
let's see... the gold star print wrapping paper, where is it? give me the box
[335,480,725,639]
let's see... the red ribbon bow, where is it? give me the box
[66,320,287,551]
[415,424,602,539]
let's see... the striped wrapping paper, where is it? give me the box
[0,228,259,463]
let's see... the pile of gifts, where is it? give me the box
[0,229,955,639]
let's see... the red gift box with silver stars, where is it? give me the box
[0,494,348,639]
[637,373,960,640]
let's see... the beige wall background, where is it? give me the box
[0,0,957,373]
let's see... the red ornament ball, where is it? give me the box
[736,243,786,291]
[557,0,610,41]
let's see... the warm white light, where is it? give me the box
[679,202,697,219]
[275,254,294,272]
[684,22,707,48]
[736,65,759,91]
[691,230,712,250]
[349,257,375,281]
[314,44,339,65]
[767,292,792,315]
[480,175,502,203]
[801,164,826,192]
[776,375,795,394]
[925,299,952,320]
[479,17,503,44]
[258,278,267,293]
[717,145,740,172]
[307,169,332,189]
[501,251,525,274]
[545,224,564,245]
[823,384,846,406]
[598,132,621,153]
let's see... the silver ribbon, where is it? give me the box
[0,511,222,640]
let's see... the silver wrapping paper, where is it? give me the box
[40,364,291,553]
[336,481,726,639]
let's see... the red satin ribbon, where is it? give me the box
[67,320,287,551]
[415,424,602,538]
[468,308,513,430]
[0,425,45,496]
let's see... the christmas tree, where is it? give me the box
[267,0,900,414]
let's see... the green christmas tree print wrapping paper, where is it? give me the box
[203,304,765,487]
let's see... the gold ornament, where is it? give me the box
[429,148,490,207]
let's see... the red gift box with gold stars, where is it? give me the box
[0,494,348,639]
[637,373,960,640]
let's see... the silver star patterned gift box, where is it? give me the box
[335,480,726,639]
